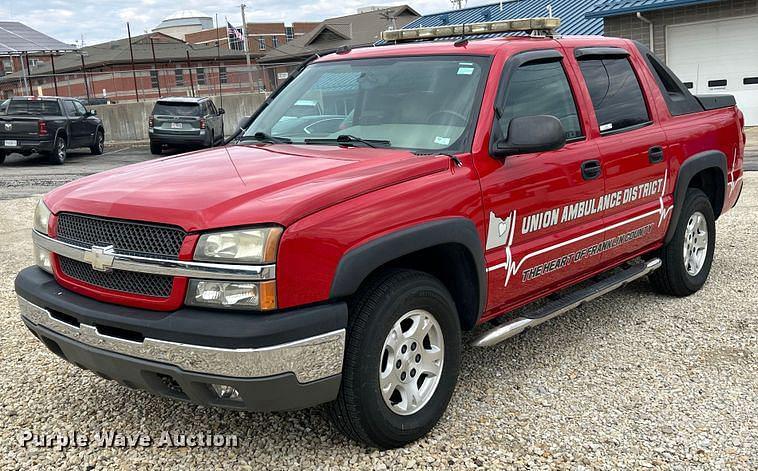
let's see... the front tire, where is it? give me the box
[327,269,461,449]
[90,130,104,155]
[48,136,66,165]
[651,188,716,296]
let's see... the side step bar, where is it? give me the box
[471,258,662,347]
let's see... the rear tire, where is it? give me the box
[150,142,162,155]
[90,130,104,155]
[651,188,715,296]
[326,269,461,449]
[47,136,66,165]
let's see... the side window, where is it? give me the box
[73,101,87,116]
[500,60,583,140]
[62,100,77,117]
[635,42,703,116]
[578,58,650,134]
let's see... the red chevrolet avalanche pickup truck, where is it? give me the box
[15,19,745,449]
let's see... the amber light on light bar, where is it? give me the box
[381,17,561,42]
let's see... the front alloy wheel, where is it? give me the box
[379,309,444,415]
[48,136,66,165]
[327,269,461,449]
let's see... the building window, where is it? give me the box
[150,70,159,89]
[219,67,228,84]
[285,26,294,41]
[258,37,266,51]
[272,36,279,48]
[196,67,206,85]
[175,68,184,86]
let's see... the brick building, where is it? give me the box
[185,22,319,53]
[0,32,265,101]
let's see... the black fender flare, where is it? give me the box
[53,128,68,147]
[329,217,487,319]
[665,150,727,244]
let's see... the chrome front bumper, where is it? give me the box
[18,296,345,383]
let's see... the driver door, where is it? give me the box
[476,49,608,314]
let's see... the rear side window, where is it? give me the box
[152,102,201,117]
[578,58,650,134]
[7,99,61,115]
[635,42,702,116]
[500,60,583,140]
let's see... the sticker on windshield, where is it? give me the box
[434,136,451,145]
[457,66,475,75]
[600,123,613,132]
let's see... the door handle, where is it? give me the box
[581,160,602,180]
[648,146,665,164]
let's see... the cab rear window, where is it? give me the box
[7,99,61,115]
[152,102,202,117]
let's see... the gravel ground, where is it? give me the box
[0,177,755,469]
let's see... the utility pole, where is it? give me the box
[150,36,161,98]
[80,53,91,101]
[240,4,255,93]
[215,13,223,107]
[126,22,140,102]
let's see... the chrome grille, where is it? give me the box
[58,257,173,298]
[56,213,185,260]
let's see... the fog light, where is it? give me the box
[33,245,53,274]
[211,384,242,401]
[186,279,276,310]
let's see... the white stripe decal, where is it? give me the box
[487,170,672,287]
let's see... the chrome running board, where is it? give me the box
[471,258,662,347]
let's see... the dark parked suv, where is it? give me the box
[148,97,224,154]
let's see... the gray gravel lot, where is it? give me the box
[0,177,755,469]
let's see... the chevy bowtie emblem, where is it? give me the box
[83,245,115,272]
[4,123,11,131]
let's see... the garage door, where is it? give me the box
[667,16,758,126]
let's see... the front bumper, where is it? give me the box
[15,267,347,411]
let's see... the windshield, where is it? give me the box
[243,55,491,151]
[7,99,61,115]
[153,102,202,117]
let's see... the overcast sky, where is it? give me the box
[3,0,493,46]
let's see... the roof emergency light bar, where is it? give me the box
[381,17,561,42]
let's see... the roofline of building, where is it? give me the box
[585,0,720,18]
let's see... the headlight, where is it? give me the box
[33,199,52,235]
[186,280,277,310]
[194,227,282,264]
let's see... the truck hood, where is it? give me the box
[46,144,450,231]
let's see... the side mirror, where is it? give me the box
[87,109,97,116]
[492,115,566,158]
[218,108,225,115]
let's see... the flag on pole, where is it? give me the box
[227,20,244,49]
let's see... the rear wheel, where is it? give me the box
[651,188,716,296]
[150,142,162,155]
[47,136,66,165]
[90,130,104,155]
[327,269,461,449]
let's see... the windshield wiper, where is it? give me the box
[304,134,391,148]
[236,132,292,144]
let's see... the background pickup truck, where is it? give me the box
[14,19,745,450]
[0,96,105,165]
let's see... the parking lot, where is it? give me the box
[0,143,756,468]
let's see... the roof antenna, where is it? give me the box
[454,23,468,47]
[547,3,553,18]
